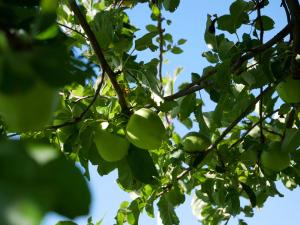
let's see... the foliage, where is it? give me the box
[0,0,300,224]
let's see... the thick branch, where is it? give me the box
[163,68,216,101]
[164,25,290,102]
[233,23,291,70]
[285,0,300,78]
[68,0,129,114]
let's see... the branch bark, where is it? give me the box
[68,0,129,114]
[163,24,290,102]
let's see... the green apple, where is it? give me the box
[276,77,300,103]
[94,129,129,162]
[126,108,165,150]
[240,145,258,166]
[182,132,210,152]
[260,142,290,171]
[0,82,58,132]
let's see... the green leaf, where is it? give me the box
[166,185,185,206]
[163,0,180,12]
[226,188,241,215]
[255,16,274,31]
[157,196,180,225]
[202,51,219,63]
[56,221,78,225]
[135,32,158,51]
[178,93,196,120]
[126,145,159,184]
[117,159,142,191]
[41,157,91,218]
[282,128,300,153]
[240,182,257,207]
[177,38,187,45]
[171,46,183,54]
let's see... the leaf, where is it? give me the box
[282,128,300,153]
[177,38,187,45]
[171,46,183,54]
[202,51,219,63]
[135,32,158,51]
[217,0,251,34]
[56,221,78,225]
[117,159,142,191]
[240,182,257,207]
[41,157,91,218]
[178,93,196,119]
[255,16,274,31]
[0,141,91,223]
[225,188,241,215]
[239,219,248,225]
[157,196,180,225]
[126,145,159,184]
[166,185,185,206]
[163,0,180,12]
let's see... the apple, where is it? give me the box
[240,145,258,166]
[0,82,58,132]
[126,108,165,150]
[276,77,300,103]
[182,132,210,152]
[93,129,129,162]
[260,142,290,171]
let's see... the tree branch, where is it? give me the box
[163,24,290,102]
[157,85,275,198]
[68,0,129,114]
[229,109,279,150]
[157,13,164,92]
[285,0,300,78]
[163,68,216,101]
[56,21,88,39]
[48,72,105,130]
[233,23,291,70]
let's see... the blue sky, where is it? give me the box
[43,1,300,224]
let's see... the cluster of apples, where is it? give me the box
[93,108,166,162]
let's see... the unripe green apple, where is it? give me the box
[276,77,300,103]
[182,132,210,152]
[260,142,290,172]
[0,82,58,132]
[240,145,258,166]
[94,129,129,162]
[126,108,165,150]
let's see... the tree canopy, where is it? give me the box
[1,0,300,225]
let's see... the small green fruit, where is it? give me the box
[0,82,58,132]
[241,146,258,166]
[126,108,165,150]
[182,132,210,152]
[276,77,300,103]
[94,129,129,162]
[260,142,290,171]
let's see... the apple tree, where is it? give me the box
[1,0,300,224]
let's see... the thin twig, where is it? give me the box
[68,0,130,114]
[229,109,279,150]
[157,13,164,92]
[56,21,88,39]
[48,72,105,130]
